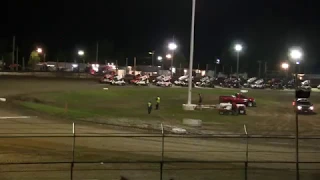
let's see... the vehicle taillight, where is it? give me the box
[292,101,295,106]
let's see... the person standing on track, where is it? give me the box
[147,101,153,114]
[156,96,161,110]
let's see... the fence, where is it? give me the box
[0,123,319,180]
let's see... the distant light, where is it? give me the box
[168,43,177,51]
[171,67,176,73]
[166,54,172,59]
[201,70,206,76]
[157,56,163,61]
[72,64,78,68]
[149,51,154,55]
[158,66,161,68]
[290,49,303,60]
[37,48,43,53]
[216,59,220,64]
[281,63,289,70]
[184,69,187,73]
[78,50,84,56]
[296,61,300,65]
[234,44,243,52]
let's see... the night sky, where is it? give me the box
[3,0,320,74]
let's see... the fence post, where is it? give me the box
[160,123,164,180]
[71,122,75,180]
[244,124,248,180]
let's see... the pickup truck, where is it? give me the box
[219,93,256,107]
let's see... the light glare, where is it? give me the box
[168,43,177,50]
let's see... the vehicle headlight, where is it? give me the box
[297,106,302,110]
[310,106,314,110]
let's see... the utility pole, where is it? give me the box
[16,47,19,71]
[197,64,200,70]
[214,65,217,77]
[96,41,99,63]
[22,57,25,71]
[236,51,240,78]
[125,58,128,67]
[206,64,209,71]
[258,61,262,78]
[264,62,268,78]
[134,57,137,75]
[231,66,233,74]
[12,36,15,70]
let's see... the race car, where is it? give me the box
[135,79,149,86]
[218,103,247,115]
[156,81,172,87]
[110,76,126,86]
[100,74,114,84]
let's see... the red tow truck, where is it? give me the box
[219,93,256,107]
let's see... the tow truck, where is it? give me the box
[219,93,256,107]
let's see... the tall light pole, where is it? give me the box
[289,48,303,180]
[186,0,196,106]
[215,59,220,77]
[158,56,163,69]
[37,48,46,62]
[234,44,243,78]
[78,50,84,63]
[281,62,289,77]
[149,51,155,66]
[168,42,177,75]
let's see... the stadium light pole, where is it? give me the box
[281,62,289,77]
[186,0,196,107]
[158,56,163,69]
[149,51,155,66]
[289,48,303,180]
[168,43,177,75]
[234,44,243,79]
[37,48,46,62]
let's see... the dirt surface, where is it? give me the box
[0,77,320,180]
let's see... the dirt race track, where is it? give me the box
[0,77,320,180]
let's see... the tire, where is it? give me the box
[248,102,253,107]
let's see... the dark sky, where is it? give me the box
[3,0,320,73]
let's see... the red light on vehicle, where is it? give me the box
[292,101,295,106]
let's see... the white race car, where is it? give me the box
[156,81,172,87]
[135,80,149,86]
[111,79,126,86]
[317,85,320,89]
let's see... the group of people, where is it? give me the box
[147,96,161,114]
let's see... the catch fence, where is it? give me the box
[0,123,319,180]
